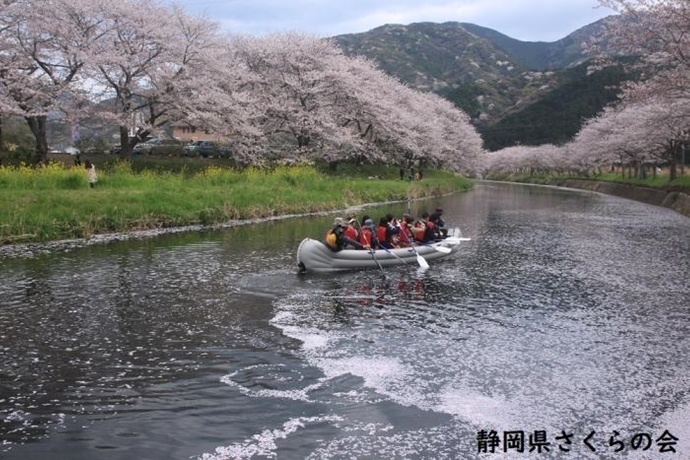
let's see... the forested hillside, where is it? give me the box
[332,16,633,150]
[479,60,634,150]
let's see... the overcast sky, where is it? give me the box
[168,0,615,42]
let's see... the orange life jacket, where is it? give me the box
[325,229,338,249]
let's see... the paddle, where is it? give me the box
[444,237,472,244]
[423,242,452,254]
[382,246,408,265]
[369,248,385,272]
[409,245,430,269]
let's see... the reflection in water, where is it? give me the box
[1,182,689,459]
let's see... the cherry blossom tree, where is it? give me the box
[421,93,484,173]
[1,1,484,169]
[231,33,370,165]
[596,0,689,101]
[593,0,689,177]
[79,0,202,157]
[230,32,485,169]
[563,100,682,178]
[491,1,689,180]
[0,0,107,163]
[168,19,260,153]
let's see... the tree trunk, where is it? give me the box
[25,115,48,164]
[668,142,678,181]
[119,126,132,159]
[297,134,310,148]
[118,126,150,159]
[669,159,677,181]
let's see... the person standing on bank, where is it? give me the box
[85,159,97,188]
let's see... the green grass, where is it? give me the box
[488,171,690,192]
[594,172,690,190]
[0,162,472,243]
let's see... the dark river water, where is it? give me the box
[1,182,689,459]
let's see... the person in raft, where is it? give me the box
[357,218,379,249]
[325,217,370,251]
[376,214,401,249]
[343,216,359,247]
[413,212,439,243]
[429,207,448,238]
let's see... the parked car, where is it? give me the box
[183,140,232,158]
[184,140,214,158]
[132,138,184,156]
[132,138,155,155]
[217,142,234,158]
[64,146,80,156]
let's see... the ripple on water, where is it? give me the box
[2,185,689,459]
[262,195,689,458]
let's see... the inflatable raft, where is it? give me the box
[296,236,469,273]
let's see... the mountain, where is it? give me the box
[458,20,610,71]
[332,17,630,151]
[334,21,533,121]
[480,59,632,150]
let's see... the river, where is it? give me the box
[1,181,688,459]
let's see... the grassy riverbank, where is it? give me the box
[485,171,690,217]
[0,161,472,244]
[487,171,690,192]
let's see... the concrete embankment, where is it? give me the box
[552,179,690,218]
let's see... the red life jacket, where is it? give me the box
[358,228,374,246]
[415,220,436,242]
[399,222,413,245]
[413,222,426,242]
[376,225,388,245]
[344,225,357,241]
